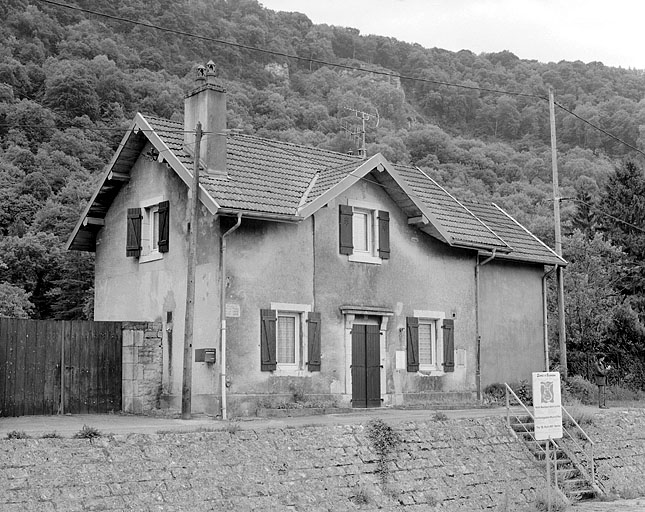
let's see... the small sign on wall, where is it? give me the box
[225,303,240,318]
[395,350,406,370]
[532,372,562,440]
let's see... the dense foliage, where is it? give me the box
[0,0,644,385]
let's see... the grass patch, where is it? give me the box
[432,411,448,421]
[73,424,102,440]
[41,431,62,439]
[6,430,29,439]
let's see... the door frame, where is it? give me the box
[341,307,391,407]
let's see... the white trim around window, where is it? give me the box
[270,302,312,375]
[413,309,446,372]
[347,199,382,265]
[139,195,165,263]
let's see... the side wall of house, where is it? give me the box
[479,260,546,387]
[93,147,224,414]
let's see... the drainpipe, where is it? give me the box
[475,249,496,401]
[542,265,557,372]
[220,212,242,420]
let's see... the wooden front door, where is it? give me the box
[351,324,381,408]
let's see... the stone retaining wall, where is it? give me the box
[583,408,645,498]
[0,416,546,511]
[2,409,644,510]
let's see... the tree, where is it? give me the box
[0,281,34,318]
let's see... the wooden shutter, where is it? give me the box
[378,210,390,259]
[442,318,455,372]
[406,316,419,372]
[307,311,321,372]
[260,309,277,371]
[158,200,170,253]
[126,208,142,257]
[339,204,353,255]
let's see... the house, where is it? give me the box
[67,62,565,417]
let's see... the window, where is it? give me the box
[260,304,321,374]
[406,311,454,373]
[339,202,390,263]
[126,198,169,261]
[418,320,437,368]
[277,313,298,366]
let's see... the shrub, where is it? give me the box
[41,431,61,439]
[6,430,29,439]
[564,375,597,405]
[483,382,506,404]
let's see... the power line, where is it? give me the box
[566,198,645,234]
[34,0,542,101]
[554,101,645,159]
[17,0,645,159]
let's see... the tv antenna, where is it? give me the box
[341,107,379,159]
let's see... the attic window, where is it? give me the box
[339,201,390,264]
[126,197,169,262]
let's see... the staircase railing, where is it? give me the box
[504,383,598,494]
[560,404,596,487]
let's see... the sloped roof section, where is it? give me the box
[67,112,563,267]
[463,201,566,266]
[146,115,362,217]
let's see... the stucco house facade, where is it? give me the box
[67,63,565,417]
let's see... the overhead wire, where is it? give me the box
[565,198,645,234]
[14,0,645,159]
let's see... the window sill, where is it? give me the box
[139,252,163,264]
[273,367,308,377]
[348,253,382,265]
[417,368,445,376]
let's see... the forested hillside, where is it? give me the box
[1,0,644,385]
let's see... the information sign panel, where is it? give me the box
[532,372,562,440]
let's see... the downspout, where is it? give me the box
[220,212,242,420]
[542,265,557,372]
[475,249,496,401]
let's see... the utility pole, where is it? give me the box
[549,90,567,379]
[182,122,202,419]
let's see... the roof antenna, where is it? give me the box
[341,107,379,159]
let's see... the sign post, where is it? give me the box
[533,372,563,512]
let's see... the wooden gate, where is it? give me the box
[351,324,381,408]
[0,318,122,417]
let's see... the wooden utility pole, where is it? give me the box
[182,122,202,419]
[549,90,567,379]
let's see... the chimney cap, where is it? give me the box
[196,64,206,81]
[206,60,216,75]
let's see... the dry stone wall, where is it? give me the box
[0,417,547,511]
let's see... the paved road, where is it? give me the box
[572,498,645,511]
[0,406,531,437]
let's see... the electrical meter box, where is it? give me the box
[195,348,216,363]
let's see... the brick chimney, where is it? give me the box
[184,61,227,177]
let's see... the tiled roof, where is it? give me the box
[146,115,361,216]
[393,164,509,251]
[462,201,565,265]
[67,112,564,266]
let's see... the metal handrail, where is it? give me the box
[560,405,596,484]
[504,383,597,492]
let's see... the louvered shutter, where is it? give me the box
[158,200,170,253]
[378,210,390,259]
[406,316,419,372]
[442,318,455,372]
[260,309,277,371]
[126,208,142,257]
[339,204,353,255]
[307,311,321,372]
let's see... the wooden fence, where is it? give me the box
[0,318,122,417]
